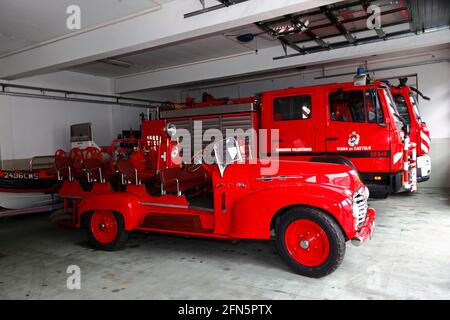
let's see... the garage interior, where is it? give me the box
[0,0,449,300]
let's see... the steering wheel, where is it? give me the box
[186,149,212,174]
[69,148,83,170]
[186,148,205,173]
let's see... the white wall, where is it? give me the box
[152,54,450,187]
[0,71,147,167]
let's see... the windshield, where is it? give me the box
[409,93,422,123]
[393,94,411,125]
[383,89,403,130]
[213,137,243,177]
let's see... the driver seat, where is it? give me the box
[160,166,210,196]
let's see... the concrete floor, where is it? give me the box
[0,187,449,300]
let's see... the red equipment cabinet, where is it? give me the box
[390,84,431,182]
[58,137,375,278]
[164,81,417,197]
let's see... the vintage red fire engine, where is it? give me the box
[165,78,419,198]
[56,119,375,278]
[389,79,431,182]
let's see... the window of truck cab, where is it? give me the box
[273,95,312,121]
[329,89,385,124]
[383,88,404,130]
[393,93,412,125]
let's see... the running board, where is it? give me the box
[142,214,208,233]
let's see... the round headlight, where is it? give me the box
[165,123,177,138]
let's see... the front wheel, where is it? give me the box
[85,210,129,251]
[275,206,346,278]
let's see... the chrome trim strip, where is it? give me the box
[139,202,189,209]
[188,206,214,212]
[256,175,304,181]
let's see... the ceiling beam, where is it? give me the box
[0,0,339,80]
[320,5,357,44]
[286,14,329,48]
[114,28,450,93]
[255,22,306,55]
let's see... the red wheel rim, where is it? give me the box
[90,210,118,244]
[284,219,330,267]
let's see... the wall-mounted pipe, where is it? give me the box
[0,82,170,108]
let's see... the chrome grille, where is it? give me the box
[353,187,368,229]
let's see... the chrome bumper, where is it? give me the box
[351,208,376,246]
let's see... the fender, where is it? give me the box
[78,192,143,230]
[229,184,354,239]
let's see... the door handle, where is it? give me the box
[326,137,339,141]
[272,139,284,142]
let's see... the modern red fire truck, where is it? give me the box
[56,119,376,278]
[165,80,417,198]
[389,79,431,182]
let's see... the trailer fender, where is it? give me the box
[229,184,354,239]
[78,192,143,230]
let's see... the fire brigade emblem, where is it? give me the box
[348,131,360,147]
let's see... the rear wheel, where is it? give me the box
[85,210,129,251]
[275,206,346,278]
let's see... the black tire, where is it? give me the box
[275,206,346,278]
[84,211,129,251]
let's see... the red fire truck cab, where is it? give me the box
[166,81,416,198]
[390,81,431,182]
[58,134,375,278]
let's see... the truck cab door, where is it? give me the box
[325,88,391,173]
[263,92,316,156]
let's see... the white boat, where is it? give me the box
[0,192,59,210]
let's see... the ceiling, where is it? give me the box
[67,24,278,77]
[0,0,174,55]
[1,0,449,81]
[163,43,450,93]
[68,0,450,79]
